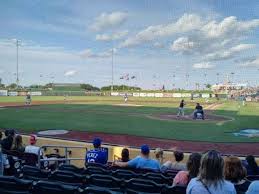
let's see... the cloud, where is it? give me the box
[96,30,128,41]
[64,70,77,76]
[205,44,255,61]
[170,37,195,52]
[193,62,215,69]
[202,16,259,38]
[237,55,259,67]
[120,14,203,48]
[90,12,128,31]
[79,48,116,58]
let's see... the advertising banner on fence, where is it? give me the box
[139,93,147,97]
[172,93,182,98]
[0,90,8,96]
[154,93,163,97]
[111,92,119,96]
[147,93,155,97]
[193,93,200,98]
[28,91,42,96]
[8,91,18,96]
[181,93,192,98]
[163,93,173,98]
[202,93,210,98]
[133,93,140,97]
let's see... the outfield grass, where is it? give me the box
[0,96,259,143]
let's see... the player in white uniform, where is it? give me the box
[124,93,128,103]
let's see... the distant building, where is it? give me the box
[211,83,247,94]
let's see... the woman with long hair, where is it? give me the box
[173,152,202,186]
[13,135,25,152]
[224,156,250,193]
[187,150,236,194]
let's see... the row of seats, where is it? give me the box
[0,175,186,194]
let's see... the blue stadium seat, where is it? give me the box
[77,186,119,194]
[162,185,187,194]
[58,164,85,174]
[125,178,162,194]
[86,166,111,176]
[112,169,139,180]
[48,170,87,185]
[31,180,79,194]
[0,176,33,194]
[22,165,50,181]
[143,172,172,185]
[246,175,259,181]
[87,174,121,192]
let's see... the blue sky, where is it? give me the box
[0,0,259,89]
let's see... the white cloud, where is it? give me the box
[205,44,255,61]
[79,48,115,58]
[170,37,195,52]
[90,12,128,31]
[120,14,203,48]
[238,55,259,67]
[64,70,77,76]
[193,62,215,69]
[96,30,128,41]
[202,16,259,38]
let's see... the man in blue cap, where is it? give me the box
[85,138,108,165]
[115,144,160,170]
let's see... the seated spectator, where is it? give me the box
[162,150,186,171]
[85,138,108,165]
[246,181,259,194]
[193,103,204,120]
[187,150,236,194]
[25,134,43,156]
[1,129,15,151]
[120,148,130,162]
[154,148,164,164]
[0,131,2,143]
[173,152,202,186]
[12,135,25,152]
[115,144,160,170]
[224,156,251,192]
[244,155,259,176]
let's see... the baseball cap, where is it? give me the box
[93,138,102,147]
[141,144,150,155]
[29,134,37,145]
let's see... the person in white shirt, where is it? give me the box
[25,135,43,156]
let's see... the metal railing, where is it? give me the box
[37,145,87,169]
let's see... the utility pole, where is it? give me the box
[15,39,21,88]
[111,40,114,93]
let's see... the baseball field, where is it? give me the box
[0,96,259,155]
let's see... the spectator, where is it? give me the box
[154,148,164,164]
[0,131,2,144]
[12,135,25,152]
[246,181,259,194]
[120,148,130,162]
[173,153,202,186]
[85,138,108,165]
[162,150,186,171]
[244,155,259,176]
[224,156,251,193]
[187,150,236,194]
[25,134,43,156]
[115,144,160,170]
[1,129,15,151]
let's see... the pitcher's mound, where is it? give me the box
[149,114,232,122]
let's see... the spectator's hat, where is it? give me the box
[141,144,150,155]
[93,138,102,147]
[29,134,37,144]
[154,148,163,155]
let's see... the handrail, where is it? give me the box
[38,145,87,169]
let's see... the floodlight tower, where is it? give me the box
[15,39,21,88]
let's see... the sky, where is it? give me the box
[0,0,259,89]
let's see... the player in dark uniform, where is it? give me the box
[177,99,185,116]
[25,93,31,105]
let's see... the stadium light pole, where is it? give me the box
[10,39,21,88]
[111,40,114,92]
